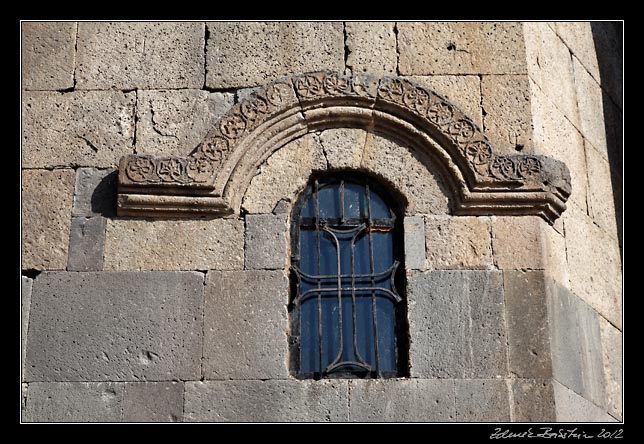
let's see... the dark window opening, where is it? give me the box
[290,173,408,379]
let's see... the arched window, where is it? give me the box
[290,173,408,379]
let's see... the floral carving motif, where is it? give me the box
[156,158,185,182]
[403,87,430,113]
[219,114,246,139]
[517,157,542,178]
[378,78,405,102]
[198,137,229,162]
[352,75,378,98]
[489,156,518,180]
[186,157,216,182]
[125,157,155,182]
[427,101,454,127]
[294,74,325,98]
[323,72,352,95]
[264,83,287,107]
[240,96,269,125]
[447,119,476,145]
[465,141,493,165]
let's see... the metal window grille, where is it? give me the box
[290,174,408,379]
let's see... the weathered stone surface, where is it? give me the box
[361,133,450,215]
[104,218,244,271]
[76,22,204,89]
[22,91,135,168]
[22,169,75,270]
[554,22,600,83]
[563,204,622,329]
[547,280,606,409]
[22,276,33,377]
[407,271,508,378]
[572,56,607,155]
[599,317,622,420]
[552,380,615,422]
[349,379,455,422]
[590,22,622,110]
[455,379,510,422]
[481,75,533,154]
[398,22,527,75]
[424,216,492,269]
[135,90,234,157]
[22,383,28,420]
[205,22,344,89]
[511,379,556,422]
[204,271,288,380]
[530,81,587,213]
[67,217,105,271]
[492,216,568,286]
[586,144,619,242]
[25,271,203,381]
[503,271,552,378]
[184,380,348,422]
[244,214,288,270]
[24,382,123,422]
[122,382,184,422]
[524,23,579,127]
[404,216,425,270]
[242,134,326,214]
[72,168,117,217]
[22,22,76,90]
[315,128,367,170]
[345,22,397,76]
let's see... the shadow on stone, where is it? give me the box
[91,170,118,217]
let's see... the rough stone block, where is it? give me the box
[590,22,622,110]
[122,382,184,422]
[524,23,579,127]
[22,22,76,90]
[349,379,455,422]
[586,144,619,243]
[67,217,106,272]
[25,271,203,381]
[204,271,288,379]
[530,82,588,213]
[599,317,622,420]
[244,214,288,270]
[72,168,117,217]
[22,276,33,378]
[554,22,600,82]
[22,169,75,270]
[481,75,533,154]
[22,91,136,168]
[242,134,326,214]
[398,22,527,75]
[547,280,606,409]
[573,56,607,155]
[361,133,450,215]
[103,218,244,271]
[455,379,510,422]
[553,380,615,422]
[407,271,508,378]
[76,22,204,89]
[24,382,123,422]
[410,75,482,129]
[315,128,367,170]
[184,380,348,422]
[424,216,492,269]
[135,90,234,157]
[345,22,397,76]
[503,271,552,378]
[205,22,344,89]
[404,216,425,270]
[511,379,556,422]
[564,204,622,329]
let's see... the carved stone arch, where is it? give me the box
[117,70,571,224]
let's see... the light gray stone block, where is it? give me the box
[22,22,76,90]
[503,271,552,378]
[184,380,348,422]
[76,22,204,89]
[455,379,510,422]
[553,380,615,422]
[22,276,33,378]
[404,216,425,270]
[72,168,117,218]
[67,217,106,272]
[122,382,184,422]
[25,271,203,381]
[24,382,123,422]
[407,271,508,378]
[424,216,493,269]
[244,214,288,270]
[22,91,136,168]
[203,271,288,380]
[349,379,455,422]
[205,22,344,89]
[511,379,556,422]
[315,128,367,170]
[345,22,397,76]
[548,280,606,409]
[599,317,622,420]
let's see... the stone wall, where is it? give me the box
[21,21,622,422]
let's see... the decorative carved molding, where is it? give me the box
[117,70,571,223]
